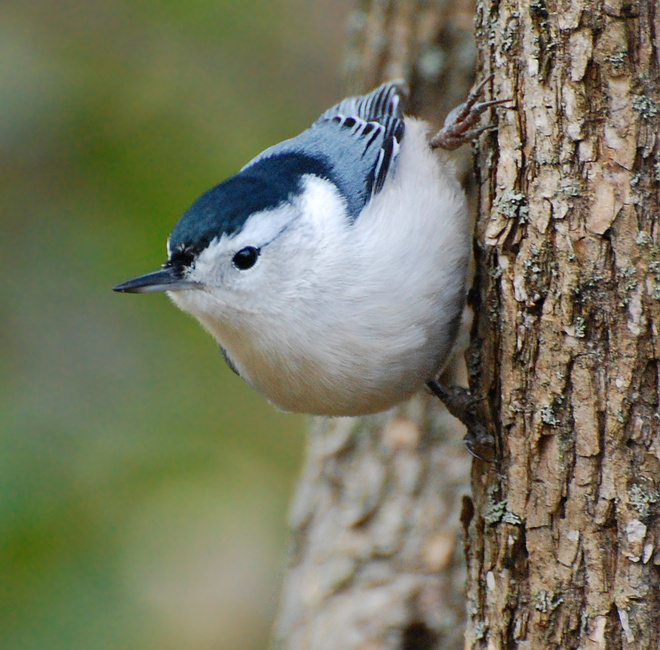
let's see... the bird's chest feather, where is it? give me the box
[211,313,353,413]
[175,288,424,415]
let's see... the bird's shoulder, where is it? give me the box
[245,81,409,220]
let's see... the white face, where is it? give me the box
[168,176,349,326]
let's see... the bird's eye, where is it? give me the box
[232,246,260,270]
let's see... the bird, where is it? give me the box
[115,78,503,419]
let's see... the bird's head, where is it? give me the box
[114,152,349,326]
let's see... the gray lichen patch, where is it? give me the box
[496,190,529,223]
[632,94,659,120]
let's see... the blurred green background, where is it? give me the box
[1,1,352,647]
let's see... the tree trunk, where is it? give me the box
[465,1,660,648]
[271,1,477,648]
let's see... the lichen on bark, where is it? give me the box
[466,0,660,647]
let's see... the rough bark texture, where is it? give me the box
[466,1,660,648]
[271,1,477,648]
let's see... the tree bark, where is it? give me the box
[466,1,660,648]
[271,1,477,648]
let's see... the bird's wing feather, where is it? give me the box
[316,80,407,128]
[315,80,407,196]
[244,81,408,221]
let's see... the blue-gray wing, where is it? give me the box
[244,81,408,221]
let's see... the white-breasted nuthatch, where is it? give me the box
[115,79,503,418]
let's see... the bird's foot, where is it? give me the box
[429,74,511,151]
[427,380,496,462]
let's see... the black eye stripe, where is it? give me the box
[165,246,195,273]
[232,246,260,270]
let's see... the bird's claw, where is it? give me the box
[426,380,496,462]
[429,73,512,151]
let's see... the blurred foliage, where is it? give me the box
[0,1,351,648]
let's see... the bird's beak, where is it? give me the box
[113,266,199,294]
